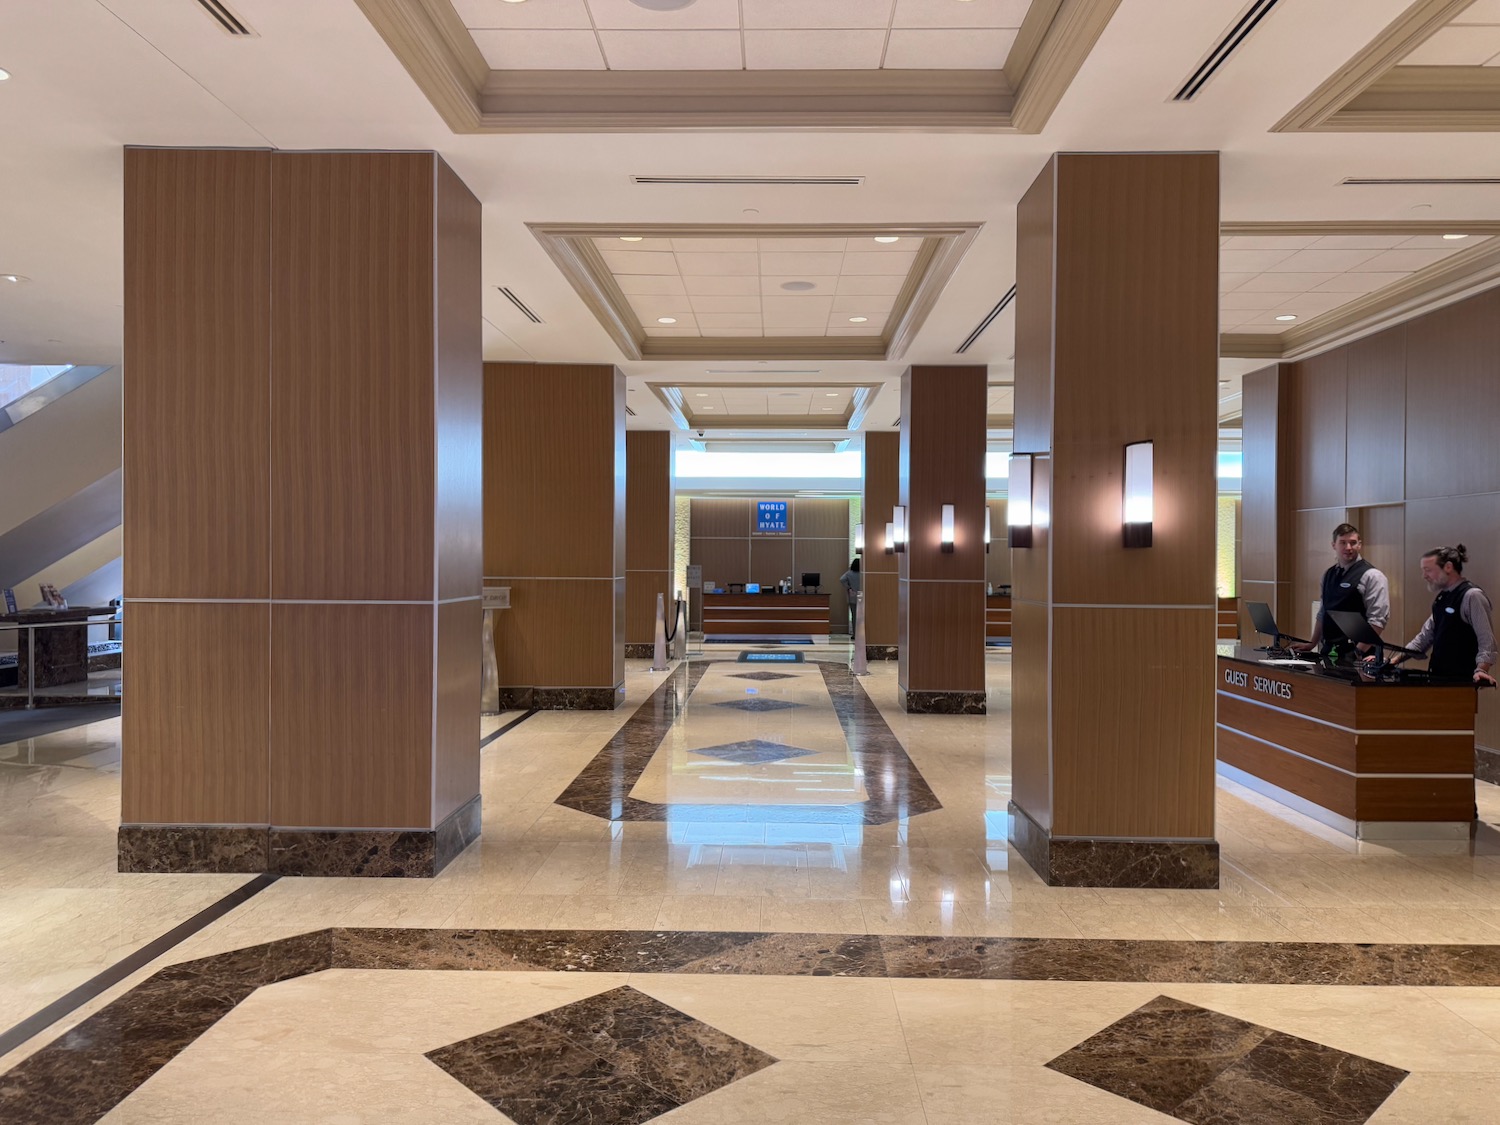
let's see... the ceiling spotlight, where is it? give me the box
[824,392,838,397]
[657,317,677,324]
[500,0,528,4]
[702,406,714,410]
[620,236,644,242]
[780,280,817,291]
[694,392,708,397]
[848,316,868,323]
[0,68,10,81]
[873,236,900,244]
[1,274,28,283]
[1274,314,1297,322]
[1443,233,1469,240]
[629,0,699,9]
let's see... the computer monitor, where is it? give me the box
[1325,610,1421,658]
[745,582,761,594]
[801,572,820,589]
[1246,601,1308,648]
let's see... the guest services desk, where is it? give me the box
[702,592,830,638]
[1216,648,1477,839]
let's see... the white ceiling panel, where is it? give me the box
[756,237,851,253]
[1234,272,1341,292]
[670,237,760,252]
[1456,0,1500,21]
[831,295,896,314]
[1348,247,1458,272]
[683,275,762,296]
[601,250,679,274]
[1222,291,1305,311]
[1401,233,1482,248]
[1219,235,1320,250]
[858,236,920,251]
[616,274,689,296]
[587,0,742,30]
[643,325,705,336]
[713,328,765,337]
[628,295,698,316]
[677,251,761,275]
[764,327,820,337]
[454,0,593,29]
[1400,26,1500,65]
[742,0,896,30]
[696,313,765,329]
[470,29,606,70]
[1219,249,1297,273]
[745,29,888,70]
[1303,234,1409,250]
[1309,272,1410,294]
[688,295,764,314]
[1262,248,1384,272]
[760,252,847,275]
[883,28,1018,68]
[1219,273,1257,293]
[827,324,886,335]
[842,252,918,275]
[594,236,676,251]
[762,296,836,327]
[893,0,1032,29]
[835,275,908,296]
[599,30,744,70]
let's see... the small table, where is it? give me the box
[2,607,111,689]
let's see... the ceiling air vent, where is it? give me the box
[956,286,1016,355]
[1342,177,1500,186]
[195,0,256,36]
[631,175,864,187]
[497,287,543,324]
[626,404,637,417]
[1172,0,1283,101]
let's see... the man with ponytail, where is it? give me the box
[1387,544,1497,686]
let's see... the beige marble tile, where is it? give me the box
[860,898,973,936]
[757,898,867,934]
[914,1063,1170,1124]
[1058,903,1197,941]
[654,894,762,931]
[961,903,1083,938]
[665,1062,929,1125]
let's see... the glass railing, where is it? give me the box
[0,607,122,708]
[0,365,113,433]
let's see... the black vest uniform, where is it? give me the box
[1319,558,1374,657]
[1429,580,1479,681]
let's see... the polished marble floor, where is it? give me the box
[3,652,1500,1123]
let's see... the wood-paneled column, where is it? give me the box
[861,431,899,660]
[1010,152,1220,888]
[625,431,674,658]
[897,365,987,713]
[1240,364,1294,641]
[120,148,483,877]
[484,362,625,709]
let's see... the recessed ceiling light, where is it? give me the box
[620,236,644,242]
[1,274,28,283]
[0,68,10,81]
[1443,233,1469,240]
[629,0,698,9]
[848,316,868,323]
[780,280,816,292]
[500,0,528,4]
[694,392,708,397]
[658,317,677,324]
[702,406,714,410]
[873,236,900,244]
[1274,314,1297,322]
[824,392,839,397]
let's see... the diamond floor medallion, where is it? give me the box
[711,698,802,713]
[728,671,798,681]
[427,985,775,1125]
[1046,995,1408,1124]
[690,738,818,765]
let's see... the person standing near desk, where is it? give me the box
[1386,544,1498,686]
[1295,523,1390,660]
[839,558,860,638]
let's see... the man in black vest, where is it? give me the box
[1387,545,1497,686]
[1294,523,1390,661]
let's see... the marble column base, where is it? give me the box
[1477,745,1500,787]
[1008,800,1219,889]
[497,684,625,710]
[624,643,656,660]
[89,652,123,671]
[865,644,899,662]
[117,795,483,878]
[901,689,986,715]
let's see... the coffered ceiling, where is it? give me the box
[1398,0,1500,63]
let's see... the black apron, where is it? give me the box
[1319,558,1373,657]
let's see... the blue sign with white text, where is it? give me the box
[755,500,789,535]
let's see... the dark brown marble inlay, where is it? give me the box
[1009,799,1220,890]
[551,659,941,825]
[901,689,986,715]
[1047,995,1408,1124]
[1477,745,1500,787]
[2,927,1495,1123]
[426,985,775,1124]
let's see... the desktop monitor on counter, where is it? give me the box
[745,583,761,594]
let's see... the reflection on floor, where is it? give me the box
[1,652,1499,1123]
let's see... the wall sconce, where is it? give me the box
[940,504,955,553]
[984,507,991,553]
[891,505,907,553]
[1009,453,1034,549]
[854,523,864,555]
[884,521,895,554]
[1123,440,1154,548]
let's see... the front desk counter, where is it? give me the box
[702,591,831,638]
[1216,648,1477,840]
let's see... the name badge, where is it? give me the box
[1340,582,1351,588]
[1446,606,1456,614]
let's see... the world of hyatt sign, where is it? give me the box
[756,500,789,535]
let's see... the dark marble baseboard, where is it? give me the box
[865,644,899,661]
[901,689,986,715]
[88,653,122,672]
[626,642,663,660]
[117,825,269,874]
[0,693,119,711]
[1477,745,1500,787]
[497,685,624,711]
[117,797,482,878]
[1009,801,1220,889]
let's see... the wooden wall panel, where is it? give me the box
[484,363,622,580]
[1010,454,1051,605]
[902,366,987,584]
[490,578,619,688]
[862,432,900,645]
[1344,327,1406,509]
[625,572,671,643]
[902,580,985,693]
[693,498,751,539]
[270,153,435,602]
[1013,155,1055,456]
[434,597,480,823]
[863,571,898,643]
[793,498,848,540]
[434,159,484,604]
[1010,597,1050,828]
[626,432,672,572]
[1052,607,1216,838]
[121,602,270,824]
[1356,503,1406,643]
[1289,349,1348,513]
[1402,493,1500,647]
[1405,288,1500,501]
[123,148,271,601]
[749,538,794,587]
[1049,153,1218,608]
[1239,364,1288,598]
[271,603,433,829]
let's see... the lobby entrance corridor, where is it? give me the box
[3,654,1500,1123]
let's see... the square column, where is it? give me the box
[861,432,900,661]
[120,148,482,876]
[897,365,988,713]
[625,431,674,659]
[1010,152,1220,888]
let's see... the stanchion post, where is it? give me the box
[651,591,669,672]
[851,591,869,676]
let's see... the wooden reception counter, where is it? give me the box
[985,593,1011,641]
[1216,649,1477,839]
[702,592,830,639]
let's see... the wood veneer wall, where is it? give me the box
[123,148,482,833]
[626,431,673,646]
[484,362,625,696]
[862,432,900,646]
[1012,152,1219,842]
[1256,285,1500,758]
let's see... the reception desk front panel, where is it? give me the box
[702,593,830,638]
[1215,650,1476,837]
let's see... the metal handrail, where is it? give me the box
[0,611,121,709]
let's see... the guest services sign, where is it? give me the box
[755,500,790,535]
